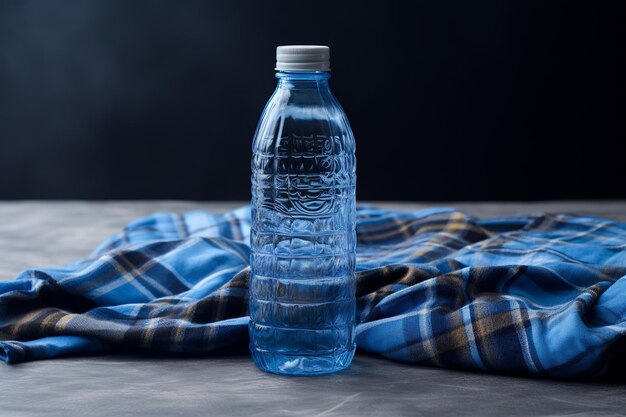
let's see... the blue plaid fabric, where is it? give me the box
[1,206,625,378]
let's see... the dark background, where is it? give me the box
[0,0,624,201]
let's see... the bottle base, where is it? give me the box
[250,345,356,376]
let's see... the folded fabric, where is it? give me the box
[1,206,625,379]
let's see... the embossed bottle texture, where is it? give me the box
[250,67,356,375]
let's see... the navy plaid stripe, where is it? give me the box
[1,206,626,379]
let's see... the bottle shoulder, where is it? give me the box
[252,88,355,155]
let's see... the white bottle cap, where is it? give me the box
[275,45,330,71]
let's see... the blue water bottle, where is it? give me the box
[249,45,357,375]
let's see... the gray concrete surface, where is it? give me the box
[1,201,625,417]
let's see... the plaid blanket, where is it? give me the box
[1,206,625,379]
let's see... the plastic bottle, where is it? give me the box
[249,45,356,375]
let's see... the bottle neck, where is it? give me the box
[276,71,331,89]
